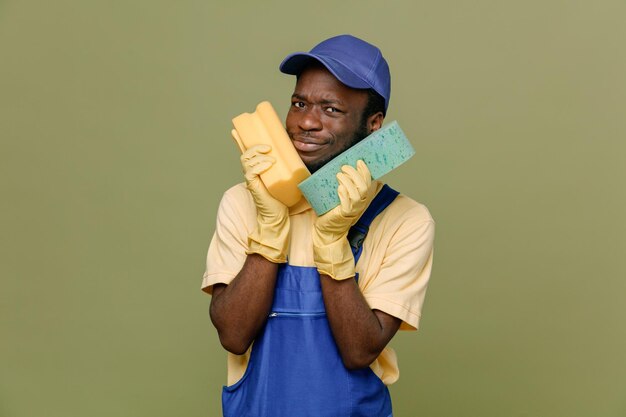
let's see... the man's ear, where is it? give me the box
[367,112,384,133]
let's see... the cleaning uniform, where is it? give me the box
[202,180,435,416]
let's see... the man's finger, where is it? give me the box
[241,144,272,162]
[340,166,366,200]
[248,160,273,176]
[347,161,371,198]
[356,160,372,188]
[337,184,351,213]
[338,173,362,216]
[245,155,275,168]
[337,172,360,204]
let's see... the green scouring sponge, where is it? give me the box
[298,121,414,216]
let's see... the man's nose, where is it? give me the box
[298,107,323,131]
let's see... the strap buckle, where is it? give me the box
[348,224,369,256]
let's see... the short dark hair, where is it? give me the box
[363,88,386,119]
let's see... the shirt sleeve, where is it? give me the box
[361,206,435,331]
[201,184,254,294]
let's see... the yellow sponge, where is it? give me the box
[231,101,311,207]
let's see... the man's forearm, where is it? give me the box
[210,254,279,355]
[320,274,401,369]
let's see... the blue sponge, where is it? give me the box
[298,121,414,215]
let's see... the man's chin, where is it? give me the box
[297,129,368,174]
[298,153,325,174]
[300,149,349,173]
[303,159,324,174]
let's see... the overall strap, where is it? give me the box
[348,184,400,265]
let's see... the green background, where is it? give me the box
[1,1,625,416]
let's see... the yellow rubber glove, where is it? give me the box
[241,144,290,263]
[312,160,376,280]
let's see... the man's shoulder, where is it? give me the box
[221,182,252,204]
[217,182,255,217]
[386,190,434,225]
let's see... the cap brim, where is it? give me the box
[279,52,371,90]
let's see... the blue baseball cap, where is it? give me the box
[279,34,391,112]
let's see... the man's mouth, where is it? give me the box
[290,135,328,154]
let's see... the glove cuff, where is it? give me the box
[312,236,355,280]
[246,215,290,263]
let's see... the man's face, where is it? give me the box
[286,65,370,173]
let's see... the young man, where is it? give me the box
[202,34,435,417]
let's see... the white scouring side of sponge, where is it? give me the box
[297,121,415,216]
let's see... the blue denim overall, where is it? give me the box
[222,186,399,417]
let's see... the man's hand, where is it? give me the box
[312,160,376,280]
[241,144,290,263]
[209,145,289,354]
[314,160,401,368]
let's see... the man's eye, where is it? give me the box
[325,107,339,113]
[293,101,305,108]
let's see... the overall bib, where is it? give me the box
[222,186,399,417]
